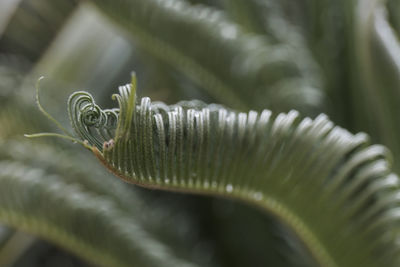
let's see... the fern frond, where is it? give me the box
[47,81,400,267]
[300,0,400,172]
[0,158,201,267]
[0,138,221,266]
[351,0,400,172]
[0,0,78,63]
[89,0,323,114]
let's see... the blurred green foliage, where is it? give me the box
[0,0,399,266]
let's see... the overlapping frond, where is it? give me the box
[351,0,400,172]
[89,0,324,114]
[0,140,207,267]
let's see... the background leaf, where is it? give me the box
[0,0,400,266]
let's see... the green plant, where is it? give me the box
[27,73,400,267]
[1,0,400,266]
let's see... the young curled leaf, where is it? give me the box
[29,77,400,267]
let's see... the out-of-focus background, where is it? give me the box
[0,0,399,266]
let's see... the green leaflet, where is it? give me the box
[31,78,400,267]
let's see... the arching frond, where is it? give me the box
[36,80,400,267]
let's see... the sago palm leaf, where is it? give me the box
[0,159,199,267]
[29,76,400,267]
[88,0,323,114]
[0,88,216,266]
[0,138,210,267]
[0,70,216,266]
[351,0,400,172]
[298,0,400,173]
[0,0,78,64]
